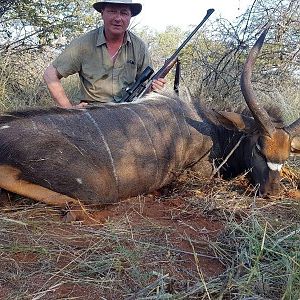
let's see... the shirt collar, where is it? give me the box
[96,26,131,47]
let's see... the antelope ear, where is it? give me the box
[291,136,300,156]
[214,111,256,132]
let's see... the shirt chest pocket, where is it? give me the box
[119,60,138,86]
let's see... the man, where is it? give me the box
[44,0,166,108]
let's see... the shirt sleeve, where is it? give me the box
[52,39,82,78]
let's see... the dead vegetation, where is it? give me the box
[0,160,299,299]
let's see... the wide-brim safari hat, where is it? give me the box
[93,0,142,17]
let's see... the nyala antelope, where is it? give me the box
[0,27,299,217]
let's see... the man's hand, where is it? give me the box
[74,102,89,109]
[151,78,167,92]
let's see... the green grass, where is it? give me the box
[215,215,300,299]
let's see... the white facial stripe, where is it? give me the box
[0,125,10,129]
[267,162,283,171]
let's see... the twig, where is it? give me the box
[189,238,212,300]
[211,135,246,178]
[0,216,27,226]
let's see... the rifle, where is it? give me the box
[122,8,215,103]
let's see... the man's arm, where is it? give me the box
[43,65,87,109]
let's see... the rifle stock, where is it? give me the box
[139,58,178,97]
[153,58,178,79]
[122,8,215,102]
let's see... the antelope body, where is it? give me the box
[0,28,299,210]
[0,97,212,206]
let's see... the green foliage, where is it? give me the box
[0,0,100,109]
[0,0,100,52]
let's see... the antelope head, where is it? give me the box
[240,27,300,196]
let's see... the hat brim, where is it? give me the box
[93,2,142,17]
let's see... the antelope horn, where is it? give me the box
[240,26,275,136]
[285,118,300,138]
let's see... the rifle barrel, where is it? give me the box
[123,8,215,101]
[168,9,214,62]
[153,8,215,80]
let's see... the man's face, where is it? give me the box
[102,4,132,36]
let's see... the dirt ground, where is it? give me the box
[0,169,299,300]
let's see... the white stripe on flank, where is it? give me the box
[137,102,176,187]
[164,100,185,164]
[0,125,10,129]
[85,112,119,188]
[267,162,283,171]
[125,106,160,188]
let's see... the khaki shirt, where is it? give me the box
[52,26,152,103]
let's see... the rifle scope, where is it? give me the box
[123,66,154,102]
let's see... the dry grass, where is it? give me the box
[0,161,299,299]
[0,51,82,111]
[0,47,299,300]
